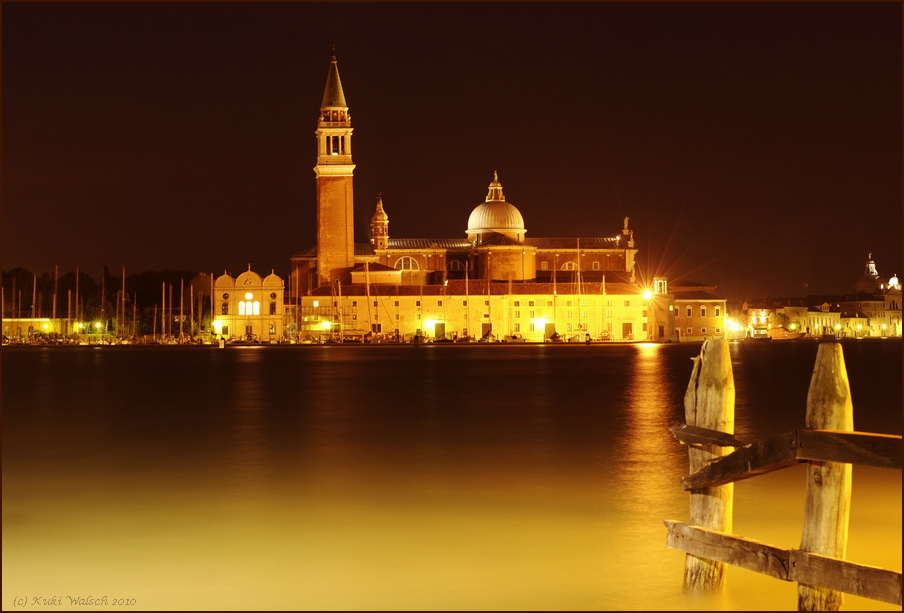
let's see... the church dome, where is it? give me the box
[466,172,525,242]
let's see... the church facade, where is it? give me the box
[290,51,726,343]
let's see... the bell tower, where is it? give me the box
[370,194,389,250]
[314,46,356,287]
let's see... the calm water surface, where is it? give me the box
[3,341,900,611]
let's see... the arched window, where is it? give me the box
[561,261,577,271]
[238,302,245,316]
[395,256,420,271]
[253,301,260,315]
[447,260,465,271]
[221,302,229,315]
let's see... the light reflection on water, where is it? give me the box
[2,342,900,611]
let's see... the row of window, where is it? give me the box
[684,327,722,335]
[221,301,278,315]
[682,305,722,318]
[393,258,618,272]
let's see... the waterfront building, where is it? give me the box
[212,267,286,342]
[289,50,725,342]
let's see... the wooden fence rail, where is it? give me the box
[665,339,902,610]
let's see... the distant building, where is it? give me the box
[289,50,725,342]
[213,267,286,342]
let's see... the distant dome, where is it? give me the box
[466,172,526,242]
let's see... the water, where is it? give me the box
[3,341,900,611]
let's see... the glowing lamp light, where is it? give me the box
[835,324,842,330]
[94,322,102,330]
[534,317,549,327]
[789,323,797,330]
[212,320,224,334]
[856,324,863,330]
[321,321,332,331]
[313,301,320,308]
[77,323,85,330]
[642,289,653,300]
[882,324,888,330]
[727,319,739,332]
[424,319,436,332]
[42,324,50,330]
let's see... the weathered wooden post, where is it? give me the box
[797,341,853,611]
[683,338,735,590]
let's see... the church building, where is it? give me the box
[290,50,724,343]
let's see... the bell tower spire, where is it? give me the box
[314,45,356,287]
[370,193,390,250]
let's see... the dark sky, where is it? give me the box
[3,2,900,300]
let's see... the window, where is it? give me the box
[592,261,600,270]
[642,323,647,331]
[352,301,358,307]
[239,302,246,316]
[395,314,399,320]
[514,311,521,318]
[624,300,630,307]
[529,323,536,332]
[715,306,721,317]
[581,300,587,307]
[514,323,521,332]
[715,328,721,334]
[269,325,276,334]
[529,310,535,318]
[687,327,692,335]
[528,301,535,307]
[540,262,548,271]
[416,300,421,307]
[701,327,707,335]
[437,300,443,307]
[462,300,468,306]
[581,310,587,319]
[566,310,573,318]
[373,300,378,307]
[222,326,229,336]
[483,313,489,319]
[395,256,420,270]
[701,306,707,318]
[221,302,229,315]
[417,314,421,320]
[566,323,573,332]
[514,301,520,307]
[484,300,489,306]
[269,302,276,315]
[562,261,576,270]
[606,300,613,307]
[221,293,229,300]
[566,300,573,307]
[686,306,693,317]
[606,310,612,318]
[547,301,553,307]
[352,314,357,321]
[447,260,464,271]
[394,301,399,307]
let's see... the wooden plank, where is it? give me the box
[790,550,902,606]
[669,422,745,448]
[664,520,790,581]
[798,429,902,470]
[682,339,736,591]
[663,521,902,606]
[683,429,902,489]
[682,430,802,490]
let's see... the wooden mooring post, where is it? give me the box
[797,341,853,611]
[682,338,735,591]
[666,339,902,610]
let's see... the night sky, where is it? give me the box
[3,2,900,300]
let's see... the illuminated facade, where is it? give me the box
[213,267,286,342]
[290,50,726,342]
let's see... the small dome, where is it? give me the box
[466,172,525,241]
